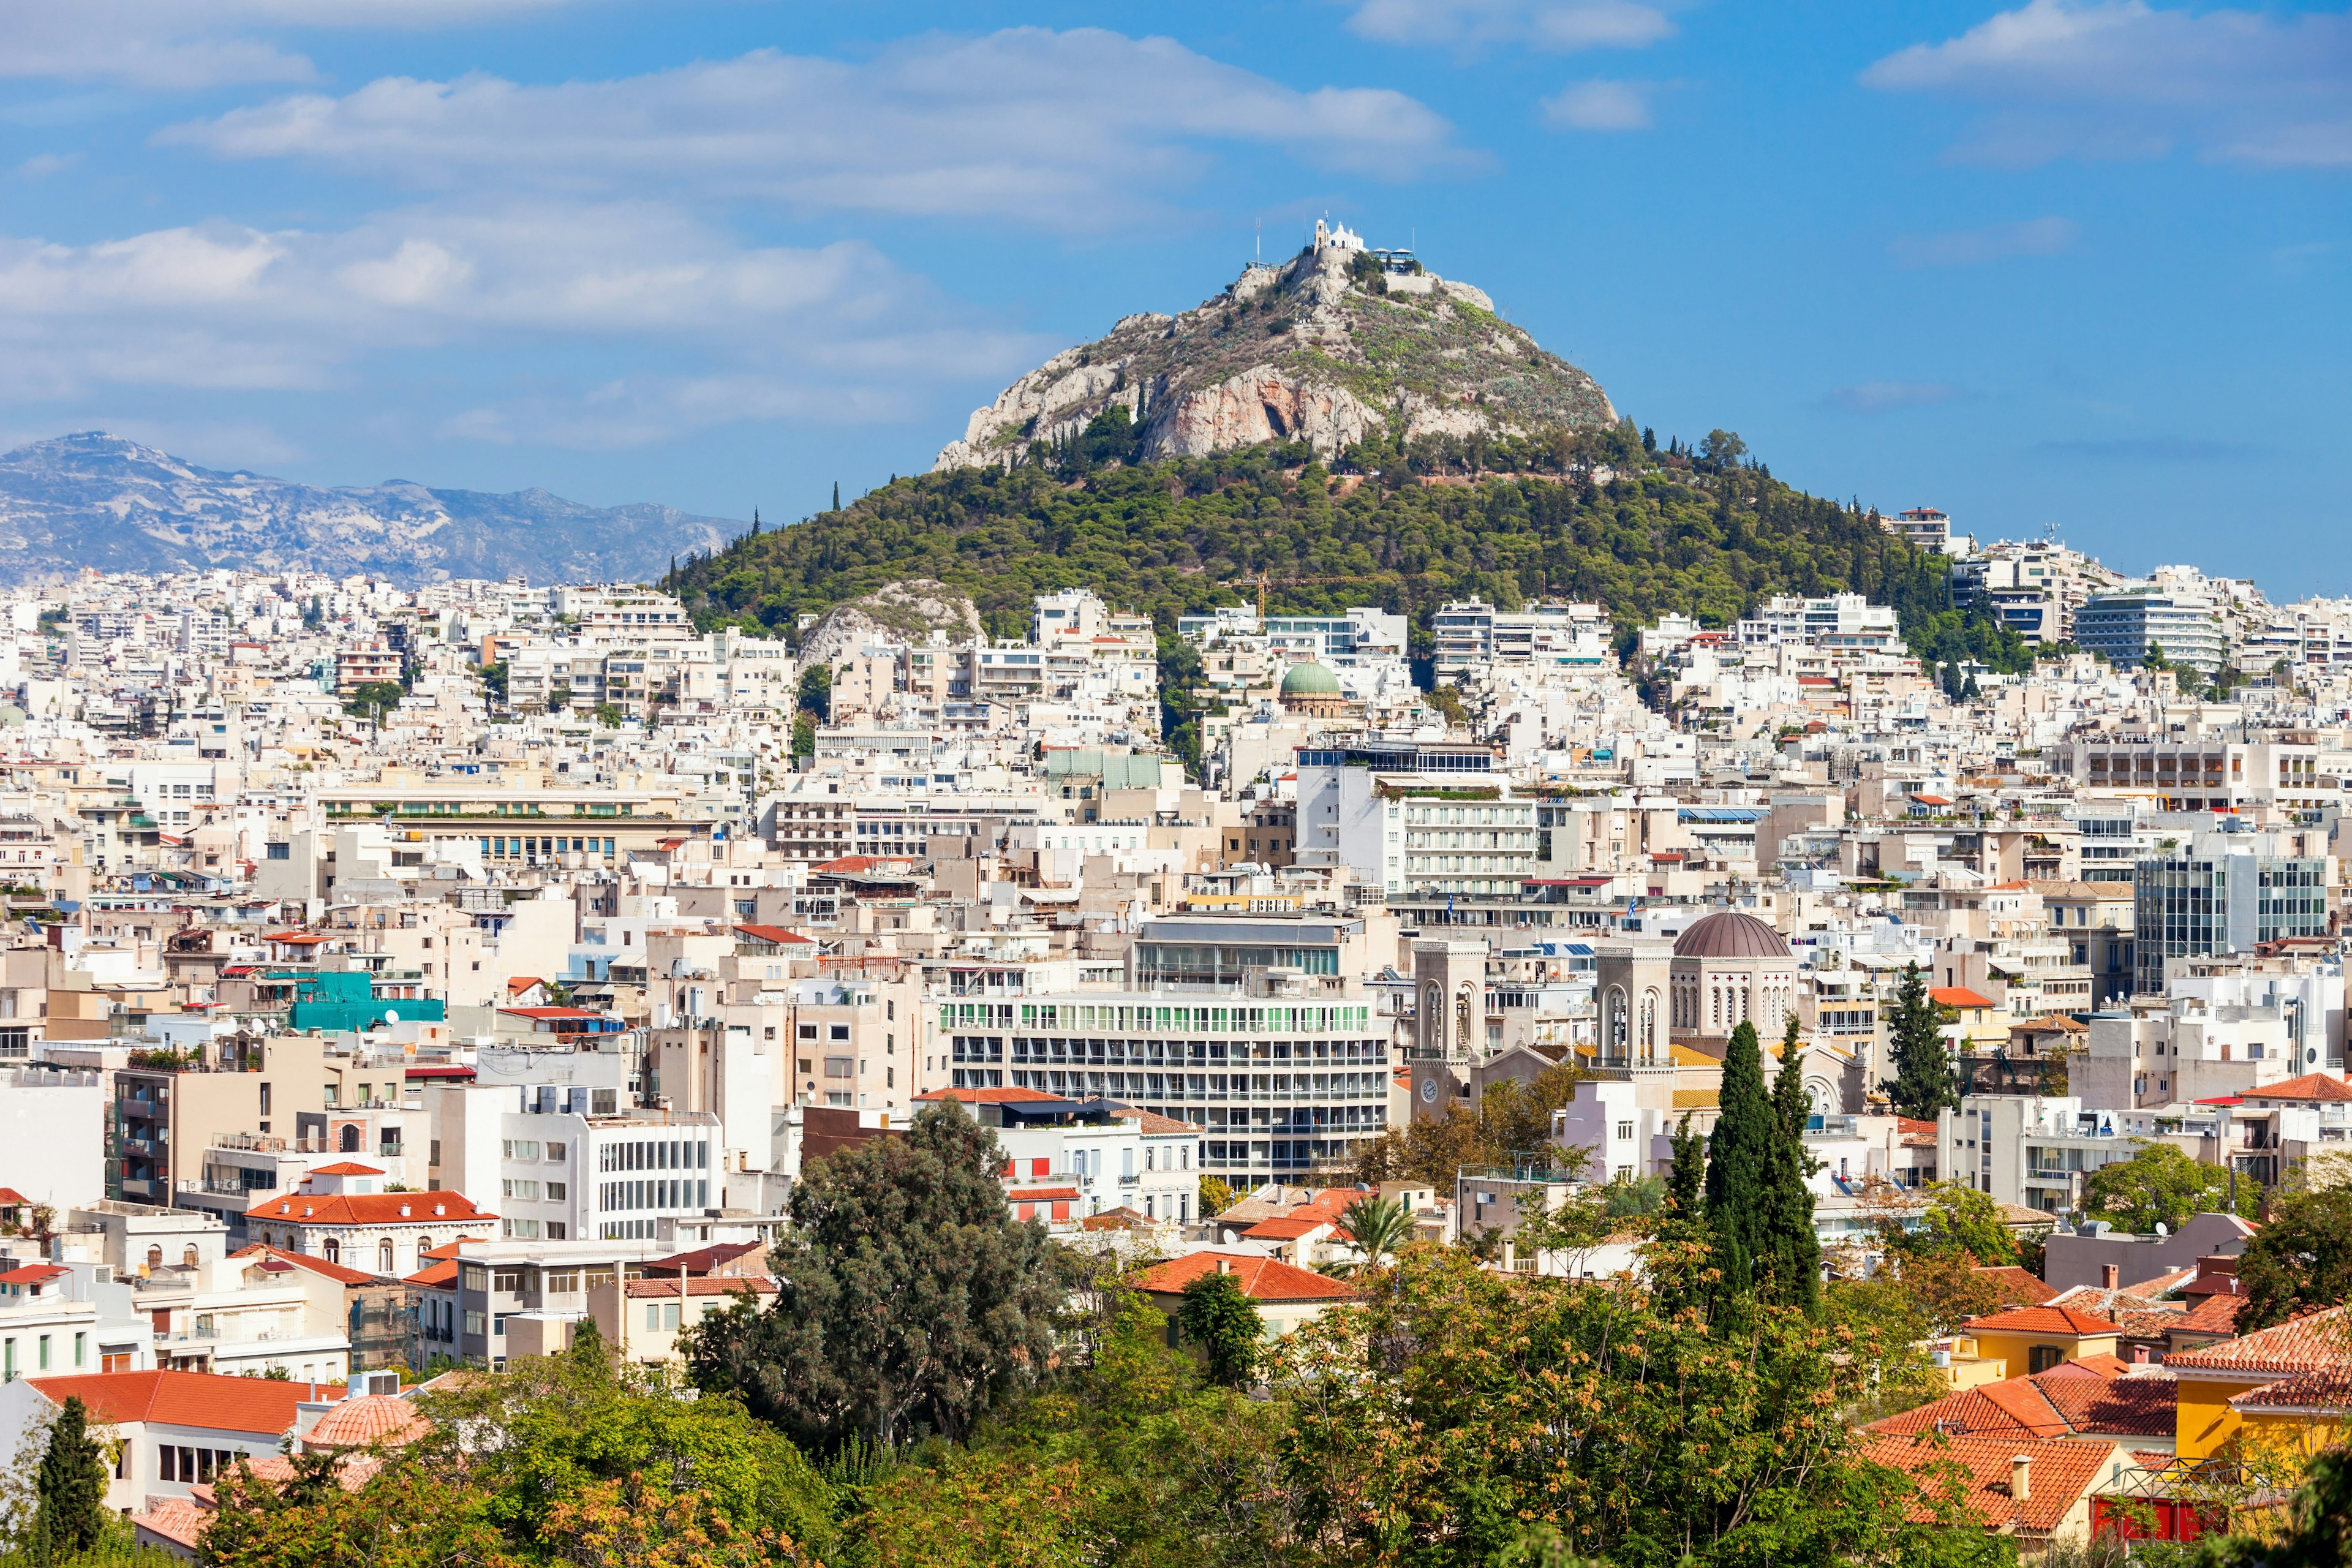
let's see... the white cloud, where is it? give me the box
[1863,0,2352,168]
[1343,0,1672,52]
[1541,80,1654,131]
[0,202,1046,446]
[160,29,1467,227]
[1888,216,2079,267]
[1824,381,1966,414]
[0,0,593,89]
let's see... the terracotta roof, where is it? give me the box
[1973,1265,2059,1306]
[643,1240,766,1276]
[2228,1368,2352,1413]
[24,1370,330,1435]
[402,1259,459,1287]
[2167,1305,2352,1378]
[1080,1207,1151,1231]
[0,1264,69,1285]
[1130,1250,1357,1303]
[1130,1110,1199,1135]
[1962,1305,2123,1336]
[134,1498,212,1551]
[625,1276,779,1299]
[2009,1015,2089,1033]
[249,1191,493,1227]
[2046,1285,2177,1319]
[1008,1186,1082,1202]
[1931,986,1996,1009]
[310,1162,384,1177]
[915,1086,1071,1105]
[1861,1431,2119,1535]
[229,1243,376,1287]
[734,924,818,945]
[0,1188,30,1205]
[1242,1215,1338,1240]
[2168,1292,2252,1338]
[2241,1072,2352,1103]
[303,1394,426,1451]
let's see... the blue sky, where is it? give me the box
[1,1,2345,592]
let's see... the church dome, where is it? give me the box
[1672,910,1790,960]
[1280,662,1341,697]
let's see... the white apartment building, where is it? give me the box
[1433,597,1611,676]
[1733,593,1902,658]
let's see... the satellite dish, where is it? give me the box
[2154,1221,2168,1238]
[384,1009,399,1026]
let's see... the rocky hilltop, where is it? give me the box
[0,432,735,586]
[935,236,1615,470]
[796,578,983,665]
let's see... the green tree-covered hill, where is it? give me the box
[673,429,2030,688]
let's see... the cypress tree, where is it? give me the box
[1703,1019,1774,1297]
[1884,962,1959,1120]
[1666,1111,1704,1214]
[1766,1016,1823,1313]
[832,481,840,511]
[32,1395,110,1561]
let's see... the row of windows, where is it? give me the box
[596,1138,709,1173]
[483,836,617,859]
[0,1330,85,1378]
[969,1035,1383,1066]
[600,1178,710,1212]
[1006,1068,1387,1102]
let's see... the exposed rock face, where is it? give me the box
[797,578,983,665]
[934,243,1614,471]
[0,432,732,586]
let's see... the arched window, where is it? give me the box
[339,1123,361,1153]
[323,1239,341,1265]
[378,1241,394,1274]
[183,1245,199,1268]
[145,1245,163,1271]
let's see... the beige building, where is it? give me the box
[111,1033,327,1206]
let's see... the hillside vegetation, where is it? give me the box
[673,429,2030,688]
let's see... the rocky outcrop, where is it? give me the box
[0,432,731,586]
[797,578,982,665]
[935,242,1613,471]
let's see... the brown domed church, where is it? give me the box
[1594,910,1798,1067]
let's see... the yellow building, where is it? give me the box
[1955,1304,2122,1381]
[2165,1305,2352,1460]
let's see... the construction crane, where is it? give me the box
[1220,570,1389,623]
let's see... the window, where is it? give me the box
[1615,1120,1635,1142]
[544,1141,566,1161]
[546,1182,566,1201]
[491,1268,523,1294]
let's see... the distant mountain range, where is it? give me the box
[0,432,737,586]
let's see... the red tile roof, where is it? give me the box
[310,1162,385,1177]
[624,1276,779,1300]
[133,1499,211,1552]
[1861,1431,2119,1535]
[0,1264,69,1285]
[249,1191,493,1226]
[1131,1110,1199,1135]
[24,1370,330,1436]
[734,924,818,945]
[0,1188,30,1205]
[2168,1292,2252,1338]
[2167,1305,2352,1378]
[229,1243,377,1287]
[402,1260,458,1287]
[1931,986,1996,1009]
[1129,1251,1357,1303]
[302,1394,426,1451]
[1962,1305,2124,1336]
[1008,1186,1082,1202]
[2228,1368,2352,1413]
[914,1087,1071,1104]
[2241,1072,2352,1103]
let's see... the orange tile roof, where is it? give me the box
[916,1086,1071,1104]
[1931,986,1996,1009]
[303,1395,426,1451]
[1861,1431,2118,1535]
[402,1261,458,1287]
[311,1162,385,1177]
[2228,1368,2352,1413]
[24,1370,330,1436]
[1131,1109,1198,1135]
[734,924,818,945]
[2241,1072,2352,1103]
[1961,1305,2123,1336]
[248,1191,494,1226]
[229,1243,376,1287]
[2167,1305,2352,1378]
[1129,1251,1356,1303]
[133,1499,211,1551]
[1008,1186,1082,1202]
[624,1276,779,1299]
[2168,1292,2252,1338]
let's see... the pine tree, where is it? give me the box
[1884,962,1959,1120]
[31,1395,110,1561]
[832,481,840,511]
[1703,1019,1774,1298]
[1765,1017,1823,1313]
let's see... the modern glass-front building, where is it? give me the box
[2134,833,2330,992]
[2076,589,2227,673]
